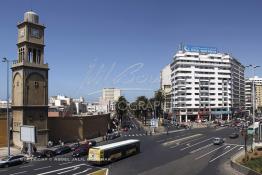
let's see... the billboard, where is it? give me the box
[20,125,36,143]
[183,45,217,54]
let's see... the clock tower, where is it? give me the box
[12,11,49,147]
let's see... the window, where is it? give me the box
[34,81,39,88]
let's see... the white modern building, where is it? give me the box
[171,45,245,122]
[160,64,172,113]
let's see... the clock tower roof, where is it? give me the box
[24,10,39,24]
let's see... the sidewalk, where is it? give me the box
[0,146,21,159]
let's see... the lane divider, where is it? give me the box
[162,134,203,146]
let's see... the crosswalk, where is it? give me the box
[161,134,244,164]
[122,133,147,137]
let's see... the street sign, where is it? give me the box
[150,119,158,128]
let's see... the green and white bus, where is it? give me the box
[88,139,140,165]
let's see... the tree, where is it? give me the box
[136,96,149,125]
[115,96,128,127]
[154,90,165,118]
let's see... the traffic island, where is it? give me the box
[231,148,262,175]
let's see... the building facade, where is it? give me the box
[102,88,121,101]
[160,64,172,113]
[171,45,245,122]
[101,88,121,112]
[245,76,262,114]
[12,11,49,147]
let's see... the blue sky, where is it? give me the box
[0,0,262,102]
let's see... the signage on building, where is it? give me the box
[20,125,36,143]
[211,111,231,115]
[150,119,158,128]
[183,45,217,54]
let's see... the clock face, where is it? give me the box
[31,28,40,38]
[19,29,25,37]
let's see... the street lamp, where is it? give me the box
[2,57,11,157]
[246,64,260,150]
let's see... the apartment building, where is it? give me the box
[245,76,262,114]
[171,45,245,122]
[160,64,172,113]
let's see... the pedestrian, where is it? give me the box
[33,145,37,153]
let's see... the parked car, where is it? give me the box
[67,143,81,151]
[107,132,121,140]
[213,137,224,145]
[72,144,90,157]
[54,146,72,155]
[229,132,239,139]
[33,149,56,158]
[0,155,27,168]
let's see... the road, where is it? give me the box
[0,125,246,175]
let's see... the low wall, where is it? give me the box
[48,114,110,143]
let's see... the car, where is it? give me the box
[67,143,81,151]
[72,144,90,157]
[33,149,55,158]
[54,146,72,155]
[229,132,239,139]
[107,132,120,140]
[0,155,27,168]
[213,137,224,145]
[123,127,128,132]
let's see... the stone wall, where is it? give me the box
[48,114,110,143]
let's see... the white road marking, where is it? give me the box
[238,146,244,150]
[162,134,203,146]
[180,137,206,145]
[195,145,224,160]
[72,168,91,175]
[19,164,34,168]
[57,167,79,174]
[209,145,238,163]
[9,171,27,175]
[169,143,180,149]
[180,137,214,151]
[34,166,52,171]
[190,143,213,154]
[224,146,231,150]
[36,163,86,175]
[166,129,186,134]
[132,134,135,136]
[59,162,74,166]
[224,143,244,147]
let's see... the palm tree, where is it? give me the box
[136,96,149,125]
[154,90,165,118]
[115,96,128,127]
[129,101,139,118]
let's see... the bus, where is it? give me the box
[88,139,140,165]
